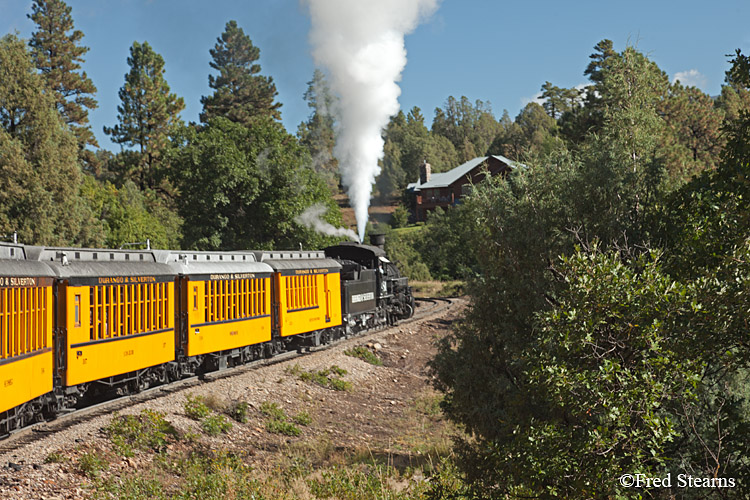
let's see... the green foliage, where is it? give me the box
[184,394,211,420]
[104,40,184,190]
[292,411,312,426]
[297,69,339,192]
[287,364,351,391]
[94,474,165,500]
[260,401,302,436]
[382,226,432,281]
[0,33,104,247]
[431,96,500,163]
[431,45,750,498]
[229,400,250,424]
[77,449,108,479]
[171,450,260,499]
[80,176,182,249]
[377,107,459,199]
[172,117,342,250]
[201,414,233,436]
[105,410,178,456]
[44,452,67,464]
[344,346,383,366]
[265,418,301,437]
[416,206,479,281]
[307,465,414,500]
[200,20,281,126]
[390,204,409,228]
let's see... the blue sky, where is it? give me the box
[2,0,749,151]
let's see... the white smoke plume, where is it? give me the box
[305,0,439,242]
[295,203,358,241]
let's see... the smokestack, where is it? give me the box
[419,160,431,184]
[369,233,385,249]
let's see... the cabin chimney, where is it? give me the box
[419,160,431,184]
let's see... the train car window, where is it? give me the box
[193,286,198,311]
[0,289,4,359]
[74,294,81,327]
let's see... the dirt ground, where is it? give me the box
[0,299,466,499]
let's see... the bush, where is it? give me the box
[344,346,382,366]
[105,410,178,456]
[201,414,233,436]
[260,401,302,436]
[78,450,108,479]
[184,394,211,420]
[287,364,352,391]
[229,400,250,424]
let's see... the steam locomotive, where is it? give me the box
[0,237,413,436]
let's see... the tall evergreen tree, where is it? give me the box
[104,41,184,190]
[28,0,98,154]
[431,96,500,161]
[200,20,281,126]
[0,34,103,246]
[297,69,338,191]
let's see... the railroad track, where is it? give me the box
[0,297,456,456]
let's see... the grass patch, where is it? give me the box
[287,364,352,391]
[292,410,312,426]
[259,401,308,437]
[201,414,233,436]
[229,400,250,423]
[45,452,68,464]
[77,449,108,479]
[105,409,178,457]
[184,394,211,420]
[344,346,382,366]
[409,280,465,298]
[267,419,301,437]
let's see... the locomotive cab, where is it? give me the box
[324,240,414,326]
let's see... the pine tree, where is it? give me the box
[28,0,98,153]
[297,69,338,191]
[200,20,281,126]
[104,41,184,190]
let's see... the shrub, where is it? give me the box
[287,364,351,391]
[78,450,108,479]
[344,346,382,366]
[292,411,312,426]
[105,410,178,456]
[201,414,233,436]
[184,394,211,420]
[229,400,250,423]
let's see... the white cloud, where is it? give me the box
[672,69,708,89]
[520,91,544,107]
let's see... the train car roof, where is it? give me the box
[0,243,57,277]
[254,250,341,271]
[158,250,273,276]
[24,245,174,278]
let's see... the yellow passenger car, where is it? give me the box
[35,247,177,387]
[255,251,342,338]
[0,244,55,426]
[163,251,274,360]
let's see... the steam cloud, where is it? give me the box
[295,203,358,241]
[305,0,439,242]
